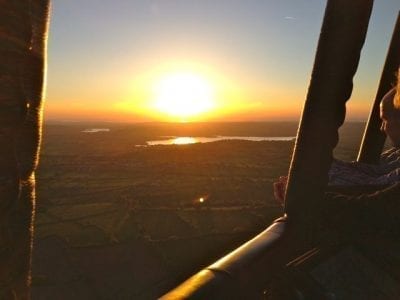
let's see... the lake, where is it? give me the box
[82,128,110,133]
[146,136,295,145]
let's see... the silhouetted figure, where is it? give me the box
[275,78,400,235]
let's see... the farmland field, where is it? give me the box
[31,122,365,299]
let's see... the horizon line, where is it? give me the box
[43,119,368,124]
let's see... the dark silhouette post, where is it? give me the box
[284,0,373,234]
[357,12,400,164]
[0,1,50,298]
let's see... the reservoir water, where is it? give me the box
[146,136,295,146]
[81,128,295,145]
[82,128,110,133]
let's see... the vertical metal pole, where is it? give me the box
[17,0,51,180]
[0,1,50,298]
[284,0,373,227]
[357,12,400,164]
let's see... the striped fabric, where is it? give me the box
[329,147,400,186]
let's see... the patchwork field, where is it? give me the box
[32,122,364,299]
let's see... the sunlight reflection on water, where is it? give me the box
[146,136,295,146]
[82,128,110,133]
[173,137,198,144]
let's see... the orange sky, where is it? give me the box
[45,1,399,123]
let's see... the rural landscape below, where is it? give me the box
[31,121,365,298]
[2,1,398,299]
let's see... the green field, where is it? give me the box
[32,122,365,299]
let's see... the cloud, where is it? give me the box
[284,16,296,20]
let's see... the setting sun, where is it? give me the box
[153,72,215,120]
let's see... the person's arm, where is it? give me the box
[274,177,400,224]
[323,182,400,230]
[325,182,400,207]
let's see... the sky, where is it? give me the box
[45,0,400,122]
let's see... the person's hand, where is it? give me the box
[273,176,288,206]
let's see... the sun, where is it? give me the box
[153,72,215,120]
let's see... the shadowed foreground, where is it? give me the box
[31,122,363,298]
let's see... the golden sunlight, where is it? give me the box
[173,137,198,145]
[153,72,215,120]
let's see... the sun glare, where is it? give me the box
[173,137,198,145]
[153,72,215,120]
